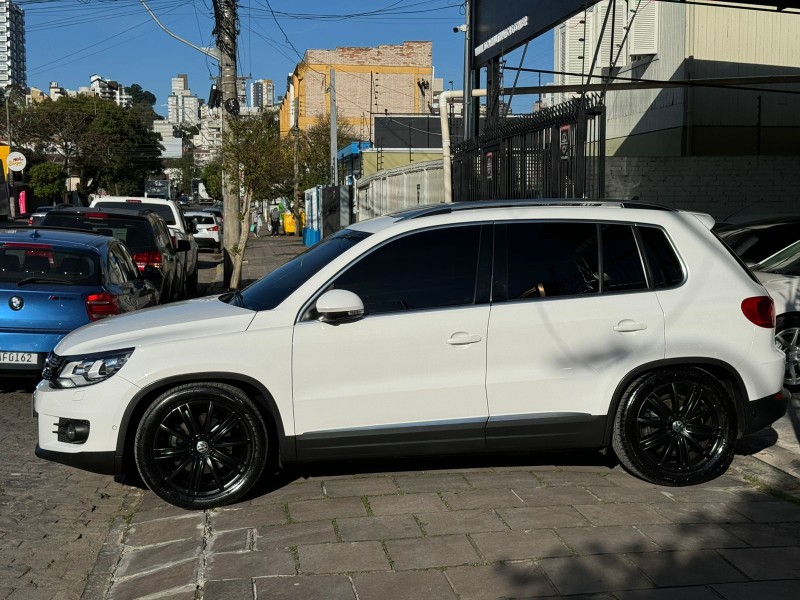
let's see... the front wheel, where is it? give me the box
[775,316,800,392]
[611,368,737,486]
[134,382,268,510]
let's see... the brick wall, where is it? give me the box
[306,41,432,67]
[605,156,800,221]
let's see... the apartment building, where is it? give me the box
[251,78,274,109]
[167,74,201,126]
[0,0,25,89]
[279,41,434,138]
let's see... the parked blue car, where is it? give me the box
[0,227,158,376]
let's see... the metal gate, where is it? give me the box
[452,95,605,201]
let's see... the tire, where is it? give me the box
[134,382,268,510]
[611,367,737,486]
[775,315,800,392]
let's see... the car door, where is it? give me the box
[107,244,156,312]
[292,224,492,460]
[485,221,666,451]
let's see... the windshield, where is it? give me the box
[754,240,800,276]
[233,229,371,311]
[93,201,176,225]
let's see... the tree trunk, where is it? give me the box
[229,188,252,289]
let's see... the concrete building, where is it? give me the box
[167,74,200,126]
[0,0,25,89]
[152,121,182,160]
[554,0,800,156]
[89,74,132,107]
[279,41,434,138]
[251,78,274,109]
[196,103,222,158]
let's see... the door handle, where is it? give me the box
[613,320,648,333]
[447,332,482,345]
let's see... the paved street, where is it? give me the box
[2,234,800,599]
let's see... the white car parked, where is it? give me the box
[184,211,222,252]
[34,200,788,509]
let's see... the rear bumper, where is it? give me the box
[741,388,790,436]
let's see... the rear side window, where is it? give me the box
[495,222,600,300]
[495,222,650,300]
[0,247,101,285]
[638,226,684,288]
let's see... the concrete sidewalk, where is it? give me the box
[83,234,800,600]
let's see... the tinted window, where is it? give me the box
[601,224,647,292]
[497,222,600,300]
[93,202,176,225]
[719,223,800,263]
[237,229,372,311]
[41,214,158,252]
[0,247,100,285]
[331,225,482,315]
[639,226,684,288]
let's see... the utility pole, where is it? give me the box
[330,68,338,186]
[212,0,240,286]
[292,98,300,235]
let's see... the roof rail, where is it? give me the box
[392,199,675,221]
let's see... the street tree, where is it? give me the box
[299,115,357,191]
[13,95,163,198]
[221,109,292,288]
[201,158,223,200]
[28,162,67,204]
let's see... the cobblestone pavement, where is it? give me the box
[5,235,800,600]
[0,379,133,600]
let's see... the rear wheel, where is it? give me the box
[775,316,800,392]
[134,382,268,510]
[612,368,737,486]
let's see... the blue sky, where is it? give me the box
[22,0,553,117]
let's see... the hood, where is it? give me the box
[54,295,255,356]
[754,270,800,314]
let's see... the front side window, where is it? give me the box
[330,225,483,315]
[237,228,372,311]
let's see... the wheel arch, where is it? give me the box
[602,357,749,446]
[776,311,800,324]
[113,372,294,482]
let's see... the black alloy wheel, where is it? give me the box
[612,368,737,486]
[134,382,267,509]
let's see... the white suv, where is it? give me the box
[33,201,788,509]
[89,197,200,296]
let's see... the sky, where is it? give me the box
[20,0,554,117]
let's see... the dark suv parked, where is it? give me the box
[39,207,187,304]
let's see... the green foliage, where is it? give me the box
[13,95,163,198]
[28,162,66,201]
[299,115,357,189]
[201,159,222,200]
[222,110,292,201]
[128,83,157,107]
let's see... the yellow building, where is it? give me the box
[279,41,434,138]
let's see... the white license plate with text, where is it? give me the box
[0,352,38,365]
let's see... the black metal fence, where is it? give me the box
[451,95,606,201]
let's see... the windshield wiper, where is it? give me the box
[17,277,74,287]
[221,289,247,309]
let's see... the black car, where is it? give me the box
[715,216,800,265]
[39,207,188,303]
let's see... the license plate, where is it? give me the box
[0,351,39,365]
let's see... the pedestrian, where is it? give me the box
[270,206,281,236]
[256,212,264,237]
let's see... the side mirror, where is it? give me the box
[315,289,364,323]
[176,239,191,252]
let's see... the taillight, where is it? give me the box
[208,226,219,232]
[85,292,119,321]
[741,296,775,328]
[27,216,33,226]
[132,250,163,272]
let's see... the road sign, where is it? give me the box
[559,125,570,159]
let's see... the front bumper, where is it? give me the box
[741,387,790,436]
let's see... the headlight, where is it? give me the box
[46,349,134,389]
